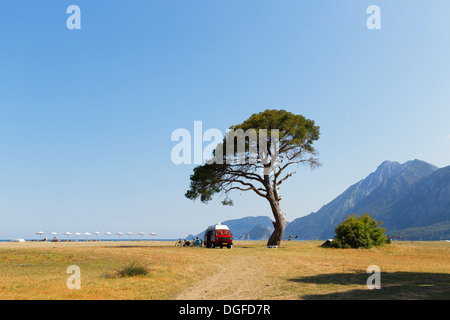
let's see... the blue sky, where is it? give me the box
[1,1,449,239]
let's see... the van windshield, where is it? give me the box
[216,229,231,236]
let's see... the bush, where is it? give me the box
[115,261,149,278]
[331,213,389,249]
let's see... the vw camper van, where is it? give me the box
[204,223,233,249]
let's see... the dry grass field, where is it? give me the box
[0,240,448,300]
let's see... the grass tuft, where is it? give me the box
[113,261,150,278]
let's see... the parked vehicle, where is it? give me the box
[204,223,233,249]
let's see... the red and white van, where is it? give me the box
[204,223,233,249]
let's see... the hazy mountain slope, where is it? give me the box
[240,224,274,240]
[285,160,440,239]
[188,215,274,239]
[381,165,450,231]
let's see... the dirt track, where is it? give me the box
[175,250,272,300]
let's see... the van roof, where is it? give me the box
[206,224,229,231]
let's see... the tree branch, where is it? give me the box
[222,179,268,199]
[277,171,296,186]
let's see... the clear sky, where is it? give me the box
[1,1,449,239]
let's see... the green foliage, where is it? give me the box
[230,109,320,151]
[185,109,320,205]
[331,213,389,249]
[185,163,224,203]
[394,221,450,240]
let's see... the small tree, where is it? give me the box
[331,213,389,249]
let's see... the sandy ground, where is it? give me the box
[175,250,272,300]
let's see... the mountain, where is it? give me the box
[381,165,450,231]
[240,224,274,240]
[285,159,447,240]
[187,216,275,240]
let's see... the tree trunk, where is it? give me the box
[266,198,286,247]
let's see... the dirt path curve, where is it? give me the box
[175,251,272,300]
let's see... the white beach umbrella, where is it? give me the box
[149,232,157,238]
[83,232,91,239]
[116,232,123,239]
[105,232,112,239]
[64,232,72,240]
[74,232,81,240]
[138,232,145,239]
[36,231,44,239]
[93,231,100,239]
[126,232,133,238]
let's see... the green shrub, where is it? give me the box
[331,213,389,249]
[116,261,149,278]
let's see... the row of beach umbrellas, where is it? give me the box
[36,231,157,240]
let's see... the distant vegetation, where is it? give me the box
[393,221,450,241]
[331,213,390,249]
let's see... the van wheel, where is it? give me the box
[220,244,223,249]
[211,243,215,248]
[227,244,232,249]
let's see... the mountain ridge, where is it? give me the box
[285,159,447,239]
